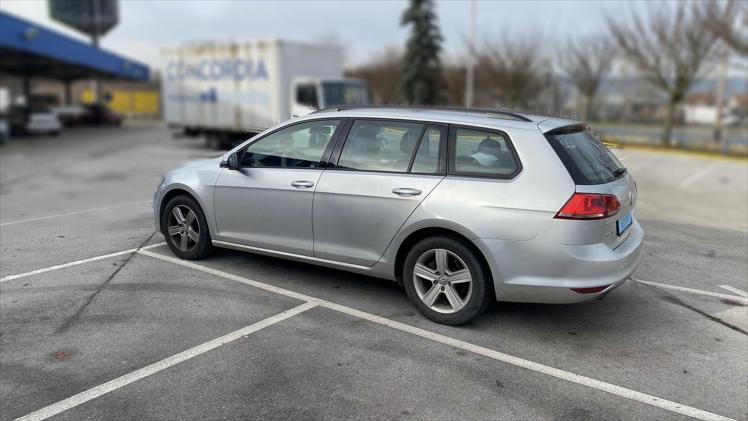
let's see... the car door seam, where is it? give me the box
[372,175,447,267]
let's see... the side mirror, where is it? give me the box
[226,152,240,170]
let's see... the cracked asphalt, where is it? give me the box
[1,123,746,420]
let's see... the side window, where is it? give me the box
[337,120,425,173]
[242,119,339,168]
[452,128,519,177]
[410,126,443,174]
[296,84,318,109]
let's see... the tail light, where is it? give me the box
[555,193,620,220]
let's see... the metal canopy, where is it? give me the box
[0,11,148,81]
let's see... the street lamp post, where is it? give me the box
[464,0,476,108]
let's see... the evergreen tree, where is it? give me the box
[400,0,446,105]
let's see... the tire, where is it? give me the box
[402,236,493,325]
[161,195,213,260]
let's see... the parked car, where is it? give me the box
[7,105,61,136]
[51,105,86,126]
[153,106,643,325]
[78,104,123,126]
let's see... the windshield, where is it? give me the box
[322,82,369,107]
[545,128,626,185]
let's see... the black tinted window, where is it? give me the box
[296,84,318,108]
[545,129,625,185]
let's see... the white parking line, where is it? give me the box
[632,278,748,305]
[718,285,748,297]
[136,249,734,421]
[3,246,738,420]
[0,200,152,227]
[0,243,165,284]
[679,163,719,189]
[14,302,317,421]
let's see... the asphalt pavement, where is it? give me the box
[1,123,746,420]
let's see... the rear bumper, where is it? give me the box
[478,218,644,304]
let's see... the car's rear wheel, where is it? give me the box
[161,195,213,260]
[403,236,492,325]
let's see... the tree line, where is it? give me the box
[345,0,747,145]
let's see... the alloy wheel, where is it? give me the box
[167,205,200,252]
[412,248,473,314]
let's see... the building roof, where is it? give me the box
[0,11,149,81]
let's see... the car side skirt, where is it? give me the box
[211,240,396,280]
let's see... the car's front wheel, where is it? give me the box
[161,195,213,260]
[403,236,492,325]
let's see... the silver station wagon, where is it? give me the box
[154,106,643,325]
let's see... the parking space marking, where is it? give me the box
[718,285,748,297]
[679,163,719,189]
[137,249,734,421]
[0,200,152,227]
[14,302,317,421]
[632,278,748,305]
[0,243,165,283]
[138,249,319,303]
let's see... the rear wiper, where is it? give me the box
[613,168,628,177]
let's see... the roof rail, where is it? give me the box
[312,105,533,122]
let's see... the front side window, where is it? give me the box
[296,84,318,109]
[337,120,425,173]
[451,128,519,177]
[242,119,339,168]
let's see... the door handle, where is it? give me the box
[291,180,315,189]
[392,187,422,197]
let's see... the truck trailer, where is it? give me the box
[161,40,369,148]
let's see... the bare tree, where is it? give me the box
[345,48,403,104]
[696,0,748,56]
[475,31,546,109]
[607,2,718,146]
[559,35,613,122]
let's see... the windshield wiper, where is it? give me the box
[613,168,628,177]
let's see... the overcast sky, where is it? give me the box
[1,0,640,69]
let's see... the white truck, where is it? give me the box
[161,40,369,148]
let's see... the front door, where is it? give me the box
[313,120,447,266]
[213,119,342,256]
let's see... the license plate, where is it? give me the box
[617,211,633,236]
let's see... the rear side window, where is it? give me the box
[410,126,443,174]
[337,120,426,173]
[545,128,625,185]
[450,128,519,178]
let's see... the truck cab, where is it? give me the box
[291,78,369,118]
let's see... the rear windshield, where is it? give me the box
[545,128,625,185]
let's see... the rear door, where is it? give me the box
[313,119,447,266]
[545,126,636,248]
